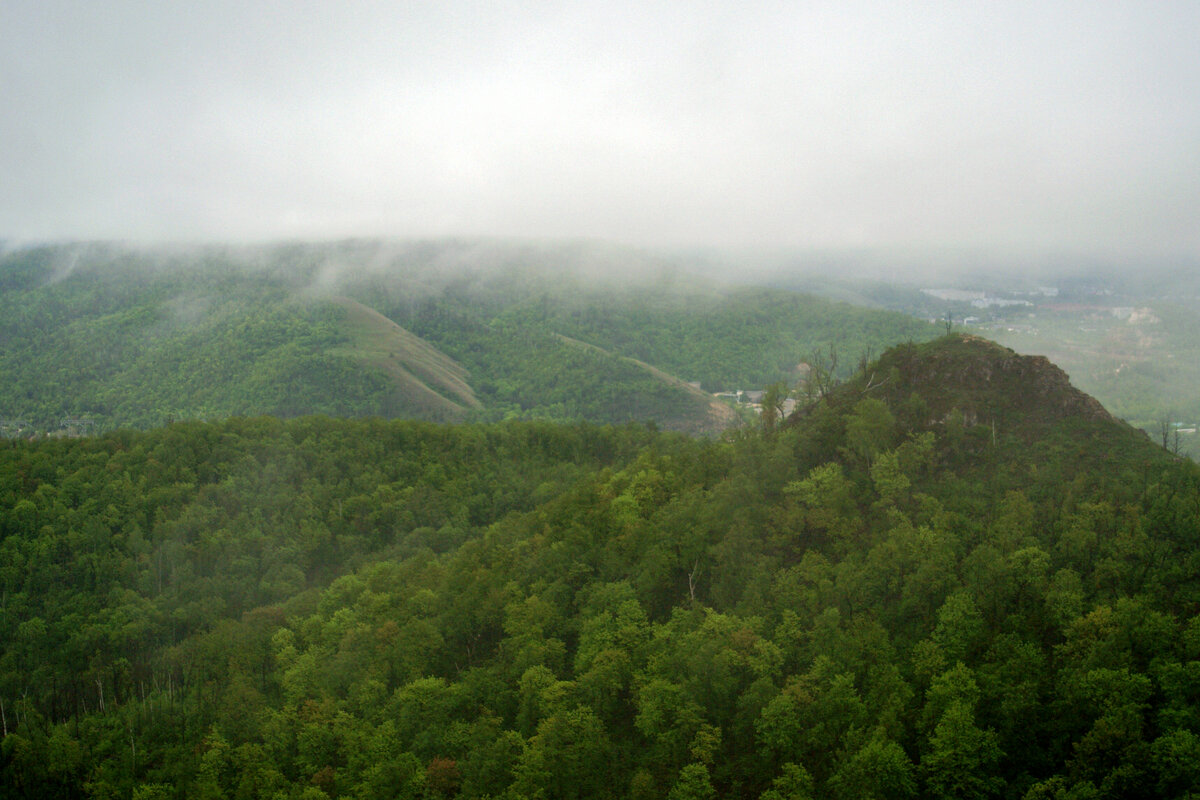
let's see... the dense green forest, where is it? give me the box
[0,246,399,429]
[4,335,1199,799]
[0,241,938,435]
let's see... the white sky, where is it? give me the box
[2,1,1198,258]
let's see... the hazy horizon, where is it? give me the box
[4,2,1199,262]
[7,234,1198,295]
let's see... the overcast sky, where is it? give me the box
[3,1,1198,258]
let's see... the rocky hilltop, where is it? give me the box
[868,334,1115,425]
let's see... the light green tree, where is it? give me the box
[668,763,716,800]
[844,398,895,467]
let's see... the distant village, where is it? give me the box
[708,388,798,418]
[921,285,1155,338]
[0,417,98,439]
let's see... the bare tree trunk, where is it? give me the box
[128,719,136,775]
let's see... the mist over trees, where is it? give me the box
[0,241,938,435]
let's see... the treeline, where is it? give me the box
[4,338,1200,798]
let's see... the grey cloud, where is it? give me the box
[2,1,1198,260]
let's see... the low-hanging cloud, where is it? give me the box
[2,1,1198,261]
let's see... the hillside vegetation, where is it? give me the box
[0,246,396,429]
[0,241,939,435]
[3,336,1198,799]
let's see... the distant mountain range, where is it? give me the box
[0,240,938,435]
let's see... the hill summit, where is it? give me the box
[865,334,1113,424]
[813,333,1116,434]
[784,333,1156,482]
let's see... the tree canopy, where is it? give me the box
[2,336,1197,798]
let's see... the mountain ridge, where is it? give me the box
[0,240,941,434]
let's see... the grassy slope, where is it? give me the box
[529,286,942,390]
[0,273,392,429]
[329,296,481,421]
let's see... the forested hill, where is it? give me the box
[0,241,938,435]
[4,335,1200,799]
